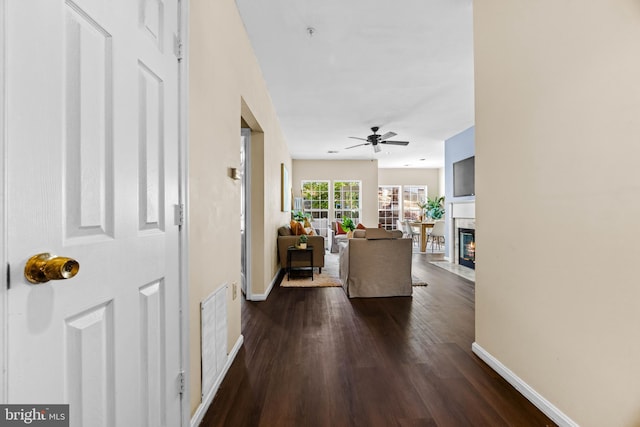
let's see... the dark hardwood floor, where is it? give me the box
[201,252,556,426]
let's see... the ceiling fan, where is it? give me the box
[346,126,410,153]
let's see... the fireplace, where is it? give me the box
[458,228,475,269]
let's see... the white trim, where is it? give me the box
[249,270,279,301]
[177,0,190,425]
[190,334,244,427]
[240,128,252,300]
[0,0,7,404]
[471,342,578,427]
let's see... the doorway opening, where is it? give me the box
[240,127,251,298]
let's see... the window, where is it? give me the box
[333,180,361,223]
[378,186,401,230]
[403,185,426,221]
[301,180,330,236]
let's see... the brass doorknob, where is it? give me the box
[24,253,80,284]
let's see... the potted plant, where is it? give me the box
[298,234,308,249]
[341,217,356,238]
[425,196,445,220]
[292,210,306,222]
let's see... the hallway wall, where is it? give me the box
[188,0,291,415]
[474,1,640,425]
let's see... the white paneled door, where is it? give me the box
[6,1,182,426]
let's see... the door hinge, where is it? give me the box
[173,33,183,61]
[174,204,185,227]
[178,370,186,395]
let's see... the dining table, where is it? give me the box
[410,221,435,252]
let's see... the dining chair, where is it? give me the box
[404,219,420,248]
[396,219,406,237]
[428,220,446,252]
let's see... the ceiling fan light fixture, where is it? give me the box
[345,127,410,153]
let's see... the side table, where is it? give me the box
[286,245,314,281]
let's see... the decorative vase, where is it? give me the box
[298,242,307,249]
[347,231,354,239]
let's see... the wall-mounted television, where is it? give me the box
[453,156,475,197]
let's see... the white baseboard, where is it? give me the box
[471,342,578,427]
[249,269,280,301]
[190,334,244,427]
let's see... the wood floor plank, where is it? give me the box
[200,252,556,426]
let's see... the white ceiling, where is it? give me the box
[235,0,475,168]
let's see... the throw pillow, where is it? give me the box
[336,222,346,235]
[290,220,306,236]
[298,223,307,236]
[304,227,315,236]
[356,223,366,230]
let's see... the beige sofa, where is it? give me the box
[277,225,325,273]
[339,228,412,298]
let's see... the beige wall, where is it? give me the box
[378,168,442,198]
[474,1,640,425]
[292,160,379,226]
[437,167,445,197]
[188,0,291,415]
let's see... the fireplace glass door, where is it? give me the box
[458,228,475,269]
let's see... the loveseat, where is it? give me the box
[329,220,368,253]
[339,228,412,298]
[329,221,348,253]
[277,225,325,273]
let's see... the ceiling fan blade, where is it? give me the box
[379,131,397,141]
[345,142,370,149]
[380,140,410,146]
[348,136,368,141]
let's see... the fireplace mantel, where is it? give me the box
[448,202,476,264]
[451,201,475,220]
